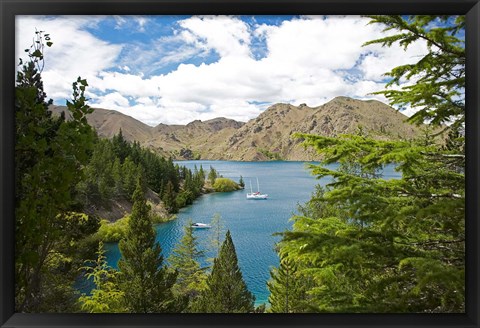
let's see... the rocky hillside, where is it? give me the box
[50,96,431,161]
[50,106,154,143]
[148,117,244,159]
[219,96,424,161]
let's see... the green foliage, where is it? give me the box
[163,180,178,213]
[14,30,208,314]
[96,217,129,242]
[15,31,96,312]
[282,15,467,310]
[76,130,204,212]
[22,29,53,72]
[363,15,465,129]
[169,220,207,311]
[77,139,116,203]
[207,213,225,265]
[277,131,464,312]
[78,242,126,313]
[254,303,267,313]
[192,231,255,313]
[176,164,206,208]
[267,256,309,313]
[118,178,178,313]
[121,156,143,201]
[258,147,283,160]
[213,178,241,192]
[111,129,130,163]
[208,165,218,185]
[239,175,245,188]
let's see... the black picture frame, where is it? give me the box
[1,1,479,327]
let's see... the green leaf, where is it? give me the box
[31,49,43,58]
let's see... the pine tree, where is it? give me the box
[198,165,206,182]
[112,157,124,198]
[267,256,308,313]
[193,230,254,313]
[112,129,130,163]
[122,156,140,200]
[207,213,225,264]
[208,166,218,186]
[15,31,96,312]
[363,15,465,129]
[239,176,245,188]
[78,242,126,313]
[169,219,207,309]
[162,180,178,213]
[274,15,465,313]
[118,177,178,313]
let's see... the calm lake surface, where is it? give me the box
[104,160,400,305]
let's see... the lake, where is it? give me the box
[104,160,400,306]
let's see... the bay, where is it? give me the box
[104,160,400,306]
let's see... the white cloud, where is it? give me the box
[16,15,430,126]
[94,92,130,108]
[358,41,428,82]
[179,16,252,58]
[134,16,148,32]
[16,16,122,100]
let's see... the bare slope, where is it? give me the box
[49,105,154,143]
[50,97,427,161]
[220,97,423,161]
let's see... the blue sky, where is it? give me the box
[16,15,439,126]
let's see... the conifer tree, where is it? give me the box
[122,156,140,200]
[79,242,126,313]
[275,15,465,313]
[112,157,124,198]
[83,139,116,201]
[193,230,254,313]
[112,129,130,163]
[118,177,178,313]
[267,256,308,313]
[207,213,225,264]
[15,31,96,312]
[239,176,245,188]
[363,15,465,129]
[208,166,218,186]
[162,180,178,213]
[198,165,206,182]
[169,219,207,308]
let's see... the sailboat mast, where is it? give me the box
[250,180,253,193]
[257,177,260,192]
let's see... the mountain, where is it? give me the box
[50,97,430,161]
[49,105,154,143]
[219,97,423,161]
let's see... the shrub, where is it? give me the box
[95,217,129,242]
[213,178,240,192]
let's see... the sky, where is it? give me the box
[15,15,431,126]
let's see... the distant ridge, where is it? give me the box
[50,96,430,161]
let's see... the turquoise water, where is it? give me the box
[104,161,400,306]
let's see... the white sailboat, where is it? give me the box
[246,178,268,199]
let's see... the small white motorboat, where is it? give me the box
[191,222,211,229]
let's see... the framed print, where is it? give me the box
[1,0,479,327]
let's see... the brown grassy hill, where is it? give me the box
[49,105,154,143]
[301,96,419,139]
[50,97,433,161]
[222,103,314,160]
[219,97,425,161]
[146,117,244,159]
[49,105,243,159]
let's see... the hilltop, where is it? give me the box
[50,96,430,161]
